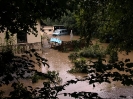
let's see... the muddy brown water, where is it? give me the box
[1,34,133,99]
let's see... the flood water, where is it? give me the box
[1,34,133,99]
[41,34,133,99]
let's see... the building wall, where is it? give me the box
[43,26,53,34]
[27,21,41,43]
[0,33,6,45]
[27,33,41,43]
[0,21,41,45]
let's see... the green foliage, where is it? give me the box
[32,71,61,83]
[79,43,106,58]
[68,52,79,62]
[71,40,81,51]
[0,0,72,37]
[70,0,133,52]
[32,73,40,83]
[74,0,99,43]
[10,82,33,99]
[68,55,133,89]
[47,71,62,84]
[108,50,118,63]
[0,32,17,54]
[96,0,133,52]
[68,58,88,73]
[82,57,133,87]
[43,11,78,34]
[0,48,49,85]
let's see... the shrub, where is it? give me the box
[32,71,61,83]
[71,40,84,51]
[68,52,79,62]
[108,50,118,63]
[32,73,40,83]
[68,58,88,73]
[79,43,106,58]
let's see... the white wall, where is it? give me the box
[0,21,41,44]
[27,21,41,43]
[27,33,41,43]
[43,26,53,34]
[0,33,5,45]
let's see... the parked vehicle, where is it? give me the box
[52,29,68,36]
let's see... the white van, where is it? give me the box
[52,29,68,36]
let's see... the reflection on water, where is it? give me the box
[42,35,133,98]
[1,35,133,98]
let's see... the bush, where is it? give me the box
[71,40,85,51]
[32,73,40,83]
[68,58,88,73]
[108,50,118,63]
[68,52,79,62]
[79,43,106,58]
[32,71,61,83]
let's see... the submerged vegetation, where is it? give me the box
[68,42,107,60]
[68,42,107,74]
[79,42,106,58]
[68,58,88,73]
[32,71,61,83]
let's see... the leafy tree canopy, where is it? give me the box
[94,0,133,52]
[0,0,73,39]
[73,0,133,52]
[43,11,78,34]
